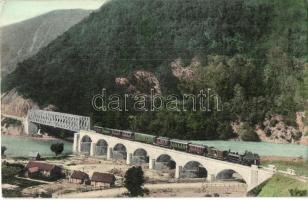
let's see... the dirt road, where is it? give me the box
[56,181,246,198]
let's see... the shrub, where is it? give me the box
[239,123,260,141]
[289,188,307,196]
[2,163,24,179]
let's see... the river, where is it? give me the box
[192,140,308,160]
[2,134,72,157]
[1,134,307,159]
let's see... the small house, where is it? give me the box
[91,172,115,188]
[70,170,90,184]
[25,161,62,178]
[28,152,41,160]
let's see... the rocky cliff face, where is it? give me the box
[1,88,39,117]
[1,88,58,118]
[256,114,308,145]
[1,9,91,76]
[116,70,161,95]
[170,57,200,81]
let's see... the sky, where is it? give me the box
[0,0,108,27]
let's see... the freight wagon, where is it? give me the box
[207,147,228,160]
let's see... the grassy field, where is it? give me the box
[2,176,45,197]
[257,174,308,197]
[261,160,308,177]
[1,162,45,197]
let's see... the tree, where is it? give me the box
[289,188,307,196]
[238,123,260,141]
[50,143,64,156]
[217,122,236,140]
[124,166,148,197]
[1,146,7,156]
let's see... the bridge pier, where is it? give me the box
[175,165,182,179]
[149,158,155,170]
[248,165,259,190]
[107,147,113,160]
[90,142,96,156]
[24,118,38,135]
[73,133,80,153]
[126,153,132,165]
[207,174,216,182]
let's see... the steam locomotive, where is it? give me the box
[93,126,260,166]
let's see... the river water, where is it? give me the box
[2,134,72,157]
[1,134,307,159]
[192,140,308,160]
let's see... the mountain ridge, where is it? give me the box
[1,9,92,76]
[3,0,307,141]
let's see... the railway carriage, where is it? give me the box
[154,137,170,147]
[170,139,190,151]
[93,126,103,134]
[121,130,134,140]
[111,129,122,137]
[102,127,112,135]
[188,143,207,155]
[134,132,157,144]
[93,126,115,135]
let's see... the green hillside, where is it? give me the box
[2,0,307,140]
[257,175,308,197]
[301,66,308,100]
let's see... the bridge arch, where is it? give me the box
[182,161,207,178]
[113,143,127,160]
[95,139,108,156]
[80,135,92,154]
[216,169,247,184]
[156,154,176,170]
[132,148,148,164]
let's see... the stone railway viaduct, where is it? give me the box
[2,109,274,191]
[74,130,274,191]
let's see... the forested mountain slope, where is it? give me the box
[3,0,307,141]
[1,9,91,76]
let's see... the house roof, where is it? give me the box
[28,167,39,173]
[28,152,40,157]
[26,161,60,172]
[71,170,89,180]
[91,172,115,183]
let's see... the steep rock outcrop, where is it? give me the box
[1,88,39,117]
[116,70,161,95]
[257,115,303,144]
[171,57,200,81]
